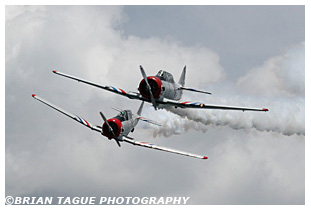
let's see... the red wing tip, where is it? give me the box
[203,156,208,160]
[32,94,36,97]
[52,70,57,73]
[262,108,269,111]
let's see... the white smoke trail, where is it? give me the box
[143,43,305,137]
[163,99,304,136]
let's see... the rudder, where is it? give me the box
[178,65,186,87]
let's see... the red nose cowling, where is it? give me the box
[102,118,122,139]
[138,76,162,99]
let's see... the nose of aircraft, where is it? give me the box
[138,76,162,99]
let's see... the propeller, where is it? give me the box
[140,65,158,110]
[100,112,121,147]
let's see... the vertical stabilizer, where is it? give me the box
[137,101,144,116]
[178,66,186,87]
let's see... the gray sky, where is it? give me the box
[5,5,305,205]
[121,6,304,79]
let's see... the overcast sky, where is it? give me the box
[5,5,305,205]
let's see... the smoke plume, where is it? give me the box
[144,43,305,137]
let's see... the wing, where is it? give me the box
[52,71,268,112]
[32,94,102,133]
[161,99,269,112]
[122,136,208,160]
[53,71,145,101]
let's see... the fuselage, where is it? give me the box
[138,70,182,102]
[102,110,138,140]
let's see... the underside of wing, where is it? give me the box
[122,136,207,160]
[162,99,269,112]
[52,71,144,101]
[32,94,102,133]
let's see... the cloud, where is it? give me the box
[190,130,305,204]
[236,42,305,98]
[5,5,304,205]
[5,4,226,196]
[141,43,305,137]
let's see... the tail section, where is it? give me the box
[178,66,212,95]
[136,101,161,126]
[178,65,186,87]
[138,116,161,126]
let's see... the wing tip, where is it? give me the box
[32,94,36,98]
[203,156,208,160]
[52,70,57,73]
[262,108,269,112]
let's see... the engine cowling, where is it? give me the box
[102,118,122,139]
[138,76,162,99]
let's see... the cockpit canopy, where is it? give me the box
[114,110,132,122]
[156,70,175,83]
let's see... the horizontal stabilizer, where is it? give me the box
[138,116,161,126]
[179,87,212,95]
